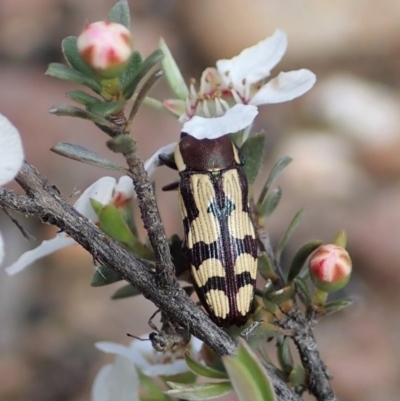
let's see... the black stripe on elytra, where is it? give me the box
[199,271,255,294]
[189,235,256,269]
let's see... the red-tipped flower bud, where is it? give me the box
[309,244,352,293]
[77,21,133,79]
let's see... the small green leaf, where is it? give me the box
[46,63,102,93]
[90,198,104,215]
[275,209,305,262]
[258,187,282,218]
[91,264,122,286]
[138,370,173,401]
[258,254,279,283]
[165,381,232,400]
[51,142,126,172]
[289,365,306,387]
[258,156,292,205]
[122,49,164,99]
[119,51,143,89]
[89,100,125,117]
[62,36,94,77]
[267,286,295,305]
[287,240,323,283]
[321,298,353,316]
[277,337,294,373]
[241,133,266,185]
[66,90,101,107]
[49,104,116,129]
[241,321,282,344]
[333,230,347,248]
[293,277,312,307]
[159,38,189,100]
[185,351,228,379]
[98,204,152,258]
[107,0,130,28]
[111,283,141,299]
[223,339,277,401]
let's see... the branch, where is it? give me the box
[0,161,302,401]
[282,310,337,401]
[2,162,234,355]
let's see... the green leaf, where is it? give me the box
[46,63,102,93]
[258,254,279,282]
[333,230,347,248]
[241,133,266,185]
[277,336,294,373]
[138,370,173,401]
[165,381,232,400]
[275,209,305,262]
[119,51,143,89]
[258,156,292,205]
[89,100,125,117]
[185,351,228,379]
[111,283,141,299]
[159,38,189,100]
[90,198,104,215]
[289,365,306,387]
[293,277,312,307]
[91,264,122,286]
[107,0,130,28]
[122,49,164,99]
[51,142,126,172]
[62,36,94,77]
[287,240,323,283]
[49,104,116,129]
[98,204,152,258]
[321,298,353,316]
[66,90,101,107]
[222,339,277,401]
[267,286,295,305]
[258,187,282,218]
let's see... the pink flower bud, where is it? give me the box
[77,21,133,79]
[309,244,352,293]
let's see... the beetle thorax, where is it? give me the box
[174,134,240,173]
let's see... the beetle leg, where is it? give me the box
[159,153,177,170]
[162,181,180,191]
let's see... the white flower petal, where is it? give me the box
[0,233,4,265]
[144,142,178,177]
[0,114,24,186]
[91,356,140,401]
[216,30,287,90]
[95,341,132,357]
[5,176,120,275]
[73,176,116,222]
[250,69,316,105]
[113,176,134,200]
[182,104,258,140]
[5,233,75,275]
[142,359,188,377]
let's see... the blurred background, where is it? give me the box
[1,0,400,400]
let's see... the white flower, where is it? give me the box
[0,114,24,266]
[5,176,134,275]
[182,103,258,140]
[91,355,140,401]
[163,29,316,138]
[96,334,203,377]
[0,114,24,186]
